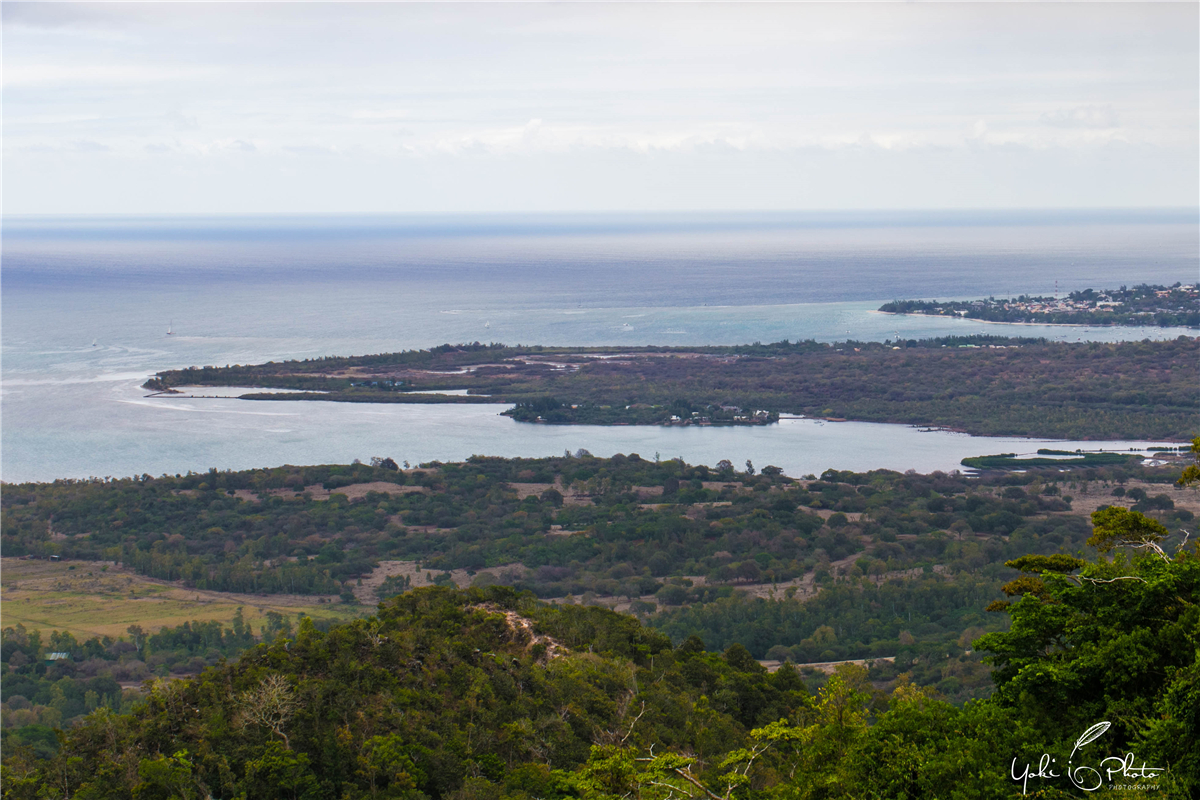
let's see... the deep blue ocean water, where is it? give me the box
[3,210,1196,482]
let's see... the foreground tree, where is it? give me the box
[974,441,1199,796]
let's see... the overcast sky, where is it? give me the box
[4,2,1197,214]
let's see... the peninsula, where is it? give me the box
[143,335,1199,440]
[879,283,1199,327]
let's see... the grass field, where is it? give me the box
[0,558,367,639]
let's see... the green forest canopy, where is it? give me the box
[4,447,1198,797]
[4,455,1193,718]
[4,530,1198,800]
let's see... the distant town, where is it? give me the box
[879,283,1199,328]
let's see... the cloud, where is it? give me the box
[521,118,544,146]
[350,109,411,122]
[3,2,1194,212]
[165,110,199,131]
[282,144,338,156]
[19,139,111,153]
[181,139,257,155]
[1,2,124,30]
[1040,105,1120,129]
[71,140,110,153]
[3,63,217,88]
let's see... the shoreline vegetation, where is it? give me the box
[879,282,1199,328]
[143,334,1198,440]
[960,451,1143,470]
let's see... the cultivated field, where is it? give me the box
[0,558,365,639]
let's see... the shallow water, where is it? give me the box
[2,379,1174,483]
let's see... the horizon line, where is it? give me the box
[5,206,1198,220]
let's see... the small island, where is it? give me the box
[505,397,778,426]
[880,283,1199,328]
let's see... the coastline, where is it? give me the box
[870,309,1199,332]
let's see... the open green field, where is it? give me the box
[0,558,365,639]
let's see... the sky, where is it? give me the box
[3,2,1197,214]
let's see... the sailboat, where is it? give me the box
[91,339,98,347]
[167,321,174,336]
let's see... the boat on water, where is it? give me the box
[91,339,97,347]
[167,321,174,336]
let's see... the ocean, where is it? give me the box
[3,210,1196,483]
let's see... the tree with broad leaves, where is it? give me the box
[974,438,1199,795]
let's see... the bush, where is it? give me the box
[655,584,689,606]
[1133,494,1174,512]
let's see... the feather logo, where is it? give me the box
[1070,721,1110,760]
[1012,721,1162,794]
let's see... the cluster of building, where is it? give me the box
[933,284,1198,317]
[666,407,772,426]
